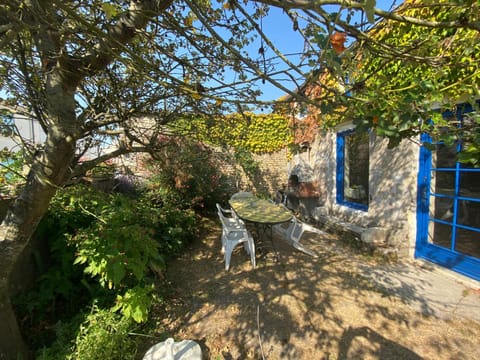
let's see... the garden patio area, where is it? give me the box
[145,218,480,360]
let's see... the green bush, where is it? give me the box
[69,306,137,360]
[60,185,196,322]
[14,183,198,356]
[145,138,234,212]
[70,193,165,290]
[37,305,138,360]
[14,187,102,340]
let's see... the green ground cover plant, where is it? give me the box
[9,136,234,358]
[13,182,198,359]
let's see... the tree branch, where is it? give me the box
[256,0,480,31]
[72,0,174,79]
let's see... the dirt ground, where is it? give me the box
[151,218,480,359]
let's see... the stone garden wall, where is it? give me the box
[285,127,420,259]
[212,147,290,198]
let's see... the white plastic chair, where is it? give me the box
[273,211,324,257]
[216,203,241,223]
[216,206,256,271]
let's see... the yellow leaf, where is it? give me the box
[184,15,195,27]
[102,3,119,20]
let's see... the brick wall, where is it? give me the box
[213,147,290,197]
[253,150,290,195]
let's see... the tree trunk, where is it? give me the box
[0,2,175,355]
[0,284,30,359]
[0,140,76,358]
[0,73,78,357]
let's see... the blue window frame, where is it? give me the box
[416,102,480,281]
[336,129,369,211]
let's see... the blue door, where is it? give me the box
[416,104,480,281]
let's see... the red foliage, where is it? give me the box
[330,32,347,54]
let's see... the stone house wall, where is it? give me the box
[252,150,291,195]
[285,125,420,258]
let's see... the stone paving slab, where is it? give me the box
[358,260,480,322]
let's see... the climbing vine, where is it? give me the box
[348,0,479,155]
[303,0,479,163]
[174,112,293,154]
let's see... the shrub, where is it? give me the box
[69,306,137,360]
[145,138,234,212]
[15,183,198,355]
[70,192,165,290]
[37,305,138,360]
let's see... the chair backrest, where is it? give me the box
[219,205,247,228]
[216,203,240,219]
[216,203,228,214]
[216,209,228,227]
[217,207,239,227]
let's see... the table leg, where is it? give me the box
[257,223,280,262]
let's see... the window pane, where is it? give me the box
[430,222,452,249]
[344,132,369,205]
[432,143,456,195]
[459,167,480,197]
[434,142,457,168]
[432,170,455,196]
[455,228,480,258]
[457,199,480,229]
[431,195,454,223]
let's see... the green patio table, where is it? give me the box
[229,197,293,225]
[229,197,293,260]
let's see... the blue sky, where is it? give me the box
[251,1,403,102]
[0,1,403,109]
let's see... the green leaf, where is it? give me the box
[112,286,153,323]
[422,142,436,151]
[109,261,126,287]
[365,0,376,24]
[102,3,120,20]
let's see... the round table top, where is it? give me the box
[229,197,292,225]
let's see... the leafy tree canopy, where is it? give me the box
[1,1,480,356]
[297,0,479,162]
[1,1,478,167]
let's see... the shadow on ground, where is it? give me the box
[144,218,480,359]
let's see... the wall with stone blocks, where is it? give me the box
[213,148,290,197]
[286,127,420,259]
[253,150,291,195]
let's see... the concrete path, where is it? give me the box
[358,259,480,322]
